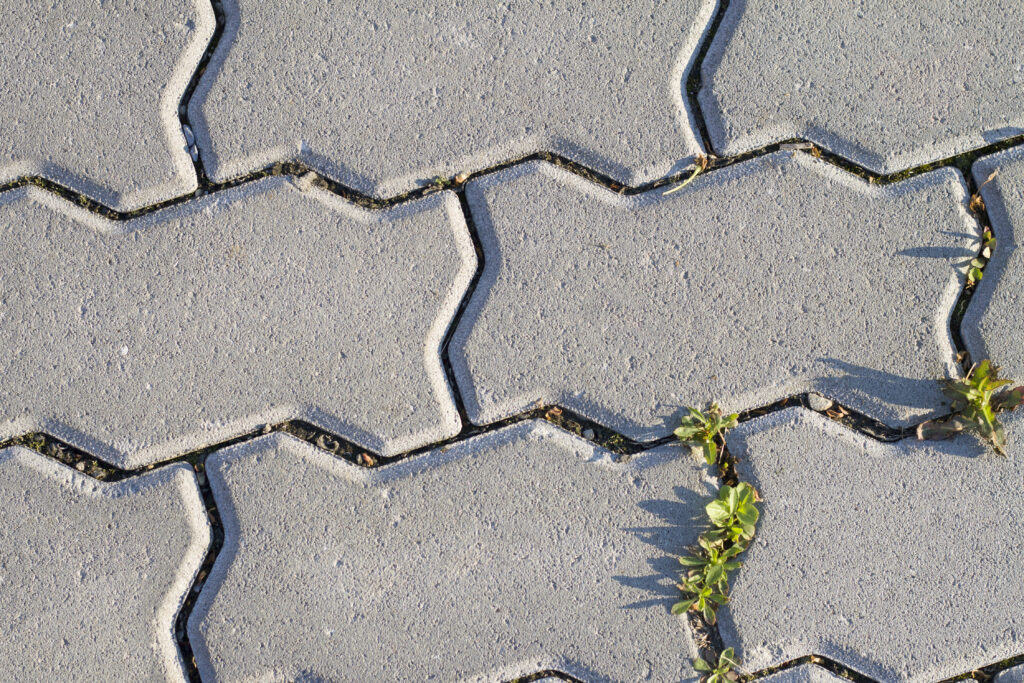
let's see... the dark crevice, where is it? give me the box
[744,654,876,683]
[0,384,999,681]
[685,0,732,154]
[938,651,1024,682]
[177,0,227,189]
[509,671,583,683]
[947,157,998,374]
[0,130,1022,224]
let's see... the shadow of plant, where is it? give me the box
[613,484,707,612]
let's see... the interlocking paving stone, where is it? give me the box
[719,408,1024,682]
[997,664,1024,683]
[189,0,713,198]
[188,421,706,681]
[963,147,1024,376]
[757,664,845,683]
[451,153,976,439]
[0,0,213,210]
[0,178,473,467]
[0,448,208,681]
[698,0,1024,173]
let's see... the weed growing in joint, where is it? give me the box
[675,403,738,465]
[917,360,1024,454]
[966,228,995,286]
[693,647,741,683]
[673,482,760,624]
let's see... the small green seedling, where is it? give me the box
[917,360,1024,454]
[704,482,760,549]
[682,537,743,587]
[693,648,740,683]
[672,573,727,624]
[672,481,760,624]
[967,229,996,285]
[675,403,739,465]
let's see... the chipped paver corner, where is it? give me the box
[188,420,707,681]
[0,448,208,681]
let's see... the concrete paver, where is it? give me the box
[997,664,1024,683]
[699,0,1024,173]
[0,0,213,210]
[719,408,1024,682]
[189,0,713,197]
[452,153,976,439]
[0,178,474,467]
[0,447,208,681]
[188,421,707,681]
[963,147,1024,377]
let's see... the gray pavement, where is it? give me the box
[188,422,707,681]
[721,408,1024,681]
[452,154,975,438]
[0,448,208,681]
[0,0,212,210]
[190,0,711,197]
[2,0,1024,680]
[699,0,1024,173]
[0,179,473,467]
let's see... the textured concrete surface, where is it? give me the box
[997,664,1024,683]
[188,421,707,681]
[452,153,976,438]
[0,448,208,681]
[720,408,1024,682]
[699,0,1024,173]
[757,664,846,683]
[963,147,1024,377]
[0,0,212,210]
[0,179,473,467]
[4,1,1024,678]
[189,0,713,197]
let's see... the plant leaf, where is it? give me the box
[671,599,695,615]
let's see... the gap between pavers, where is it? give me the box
[963,146,1024,377]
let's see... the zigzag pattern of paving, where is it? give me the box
[452,153,974,438]
[2,0,1024,680]
[0,179,473,467]
[189,0,711,197]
